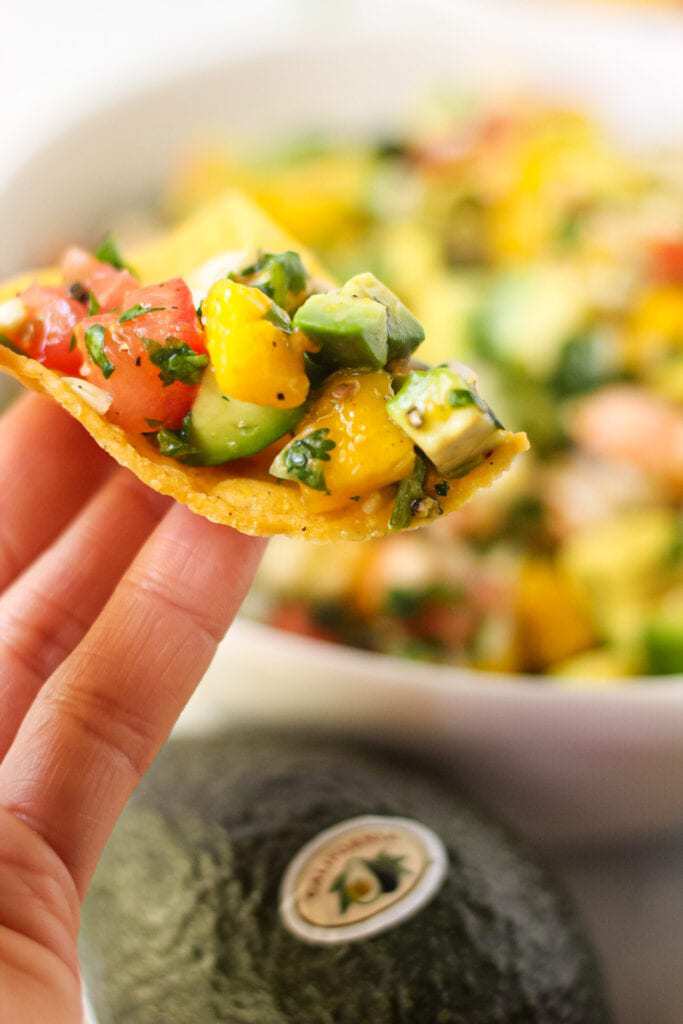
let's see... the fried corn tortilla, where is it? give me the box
[0,191,528,540]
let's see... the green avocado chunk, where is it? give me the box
[82,728,611,1024]
[342,272,425,360]
[187,367,303,465]
[293,291,388,369]
[388,363,506,477]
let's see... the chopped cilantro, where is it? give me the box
[282,428,336,492]
[448,387,474,407]
[84,324,114,379]
[145,339,208,386]
[392,638,445,663]
[234,251,307,312]
[69,334,77,352]
[385,582,461,619]
[94,234,136,275]
[87,292,101,315]
[155,415,200,463]
[119,303,163,323]
[0,334,22,355]
[265,302,292,332]
[389,453,427,531]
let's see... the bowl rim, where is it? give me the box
[230,618,683,698]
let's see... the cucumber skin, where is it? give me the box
[189,369,304,466]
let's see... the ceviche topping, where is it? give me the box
[2,238,515,532]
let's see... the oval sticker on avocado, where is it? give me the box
[279,816,448,945]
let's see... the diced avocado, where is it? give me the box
[341,272,425,360]
[187,368,303,465]
[472,265,586,379]
[293,292,388,369]
[387,364,506,478]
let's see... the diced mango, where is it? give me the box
[516,557,595,670]
[204,279,312,408]
[285,369,415,512]
[625,285,683,373]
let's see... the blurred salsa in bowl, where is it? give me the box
[165,96,683,682]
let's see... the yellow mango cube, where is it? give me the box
[274,369,416,512]
[204,279,311,409]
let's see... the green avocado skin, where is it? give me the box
[82,730,612,1024]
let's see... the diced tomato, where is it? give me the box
[121,279,206,354]
[269,602,336,643]
[650,240,683,284]
[413,601,477,648]
[60,246,138,311]
[74,281,205,434]
[13,285,85,374]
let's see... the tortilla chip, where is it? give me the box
[0,190,528,540]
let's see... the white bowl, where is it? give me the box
[4,1,683,847]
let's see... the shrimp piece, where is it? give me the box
[570,385,683,495]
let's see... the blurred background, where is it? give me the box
[3,1,683,1022]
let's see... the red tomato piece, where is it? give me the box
[650,240,683,284]
[74,280,205,434]
[14,285,85,374]
[60,246,138,311]
[269,602,336,643]
[120,279,206,353]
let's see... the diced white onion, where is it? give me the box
[187,250,251,307]
[0,297,27,334]
[63,377,113,415]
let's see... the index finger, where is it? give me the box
[0,505,264,895]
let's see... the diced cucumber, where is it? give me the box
[294,292,388,369]
[188,368,303,465]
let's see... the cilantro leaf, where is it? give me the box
[145,338,208,386]
[0,334,23,355]
[155,415,200,463]
[282,428,336,492]
[94,234,137,276]
[389,453,427,531]
[84,324,115,379]
[119,303,163,323]
[264,302,292,332]
[87,292,101,315]
[233,251,308,312]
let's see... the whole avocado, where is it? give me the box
[82,729,611,1024]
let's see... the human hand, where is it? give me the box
[0,394,264,1023]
